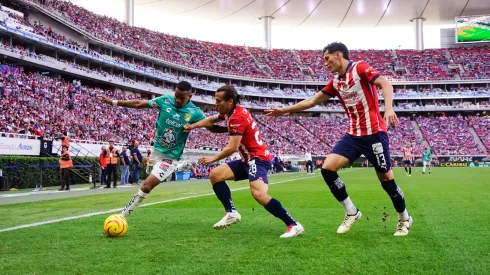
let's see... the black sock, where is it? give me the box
[404,167,408,173]
[213,181,235,212]
[321,168,348,202]
[381,180,406,213]
[264,198,297,226]
[409,167,412,175]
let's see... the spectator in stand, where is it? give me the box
[131,141,143,185]
[104,140,119,188]
[120,146,130,185]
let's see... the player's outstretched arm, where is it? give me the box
[97,95,149,109]
[265,91,330,118]
[185,115,220,132]
[374,76,399,128]
[200,136,241,165]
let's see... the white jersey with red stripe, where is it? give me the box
[402,147,415,161]
[218,105,272,163]
[321,61,387,136]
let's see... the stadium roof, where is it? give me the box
[135,0,490,28]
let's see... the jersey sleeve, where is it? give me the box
[148,95,170,110]
[227,116,246,136]
[321,79,337,98]
[190,108,206,124]
[357,62,380,85]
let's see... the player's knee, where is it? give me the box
[251,188,268,204]
[209,169,222,184]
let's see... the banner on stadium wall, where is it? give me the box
[468,162,490,167]
[0,137,40,156]
[52,141,151,157]
[439,162,469,167]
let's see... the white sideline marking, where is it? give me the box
[0,170,357,233]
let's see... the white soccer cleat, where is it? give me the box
[280,222,305,238]
[213,211,241,229]
[394,216,413,236]
[337,210,362,234]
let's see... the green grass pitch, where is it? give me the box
[1,167,489,274]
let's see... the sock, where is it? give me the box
[121,189,149,217]
[409,167,412,175]
[428,166,431,173]
[398,209,410,221]
[340,197,358,215]
[213,181,235,212]
[381,179,406,213]
[321,168,349,202]
[404,167,408,173]
[422,165,426,173]
[264,198,296,226]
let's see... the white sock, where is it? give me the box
[121,189,149,217]
[341,197,358,215]
[422,165,426,173]
[398,209,409,221]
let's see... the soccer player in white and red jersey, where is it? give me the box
[185,85,304,238]
[266,42,412,237]
[402,142,415,176]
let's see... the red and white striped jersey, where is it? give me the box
[322,61,387,136]
[402,147,415,161]
[218,105,271,163]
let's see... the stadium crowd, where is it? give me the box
[5,0,489,82]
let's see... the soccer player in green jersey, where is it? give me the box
[98,81,227,217]
[422,147,433,174]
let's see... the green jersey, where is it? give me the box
[148,94,205,160]
[422,149,433,162]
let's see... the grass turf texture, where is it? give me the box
[0,168,489,274]
[457,26,490,42]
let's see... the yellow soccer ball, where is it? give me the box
[103,214,128,237]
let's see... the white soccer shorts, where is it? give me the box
[149,150,186,182]
[423,161,430,166]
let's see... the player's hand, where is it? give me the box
[264,108,289,119]
[384,108,399,129]
[97,95,112,105]
[184,123,195,133]
[199,156,215,165]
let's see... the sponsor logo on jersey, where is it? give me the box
[165,118,183,128]
[159,127,176,148]
[173,113,181,120]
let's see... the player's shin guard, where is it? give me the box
[321,168,348,202]
[265,198,297,226]
[121,189,149,217]
[381,180,406,213]
[213,181,235,212]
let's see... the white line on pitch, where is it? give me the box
[0,169,357,233]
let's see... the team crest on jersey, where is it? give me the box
[160,127,176,148]
[184,113,191,122]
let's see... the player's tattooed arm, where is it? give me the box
[265,91,330,118]
[97,95,149,109]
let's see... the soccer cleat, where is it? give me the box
[394,216,413,236]
[213,211,241,229]
[280,222,305,238]
[337,210,362,234]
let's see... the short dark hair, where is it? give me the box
[176,81,192,93]
[216,85,242,105]
[322,42,350,60]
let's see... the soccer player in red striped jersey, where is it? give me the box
[185,85,304,238]
[402,143,415,176]
[266,42,412,237]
